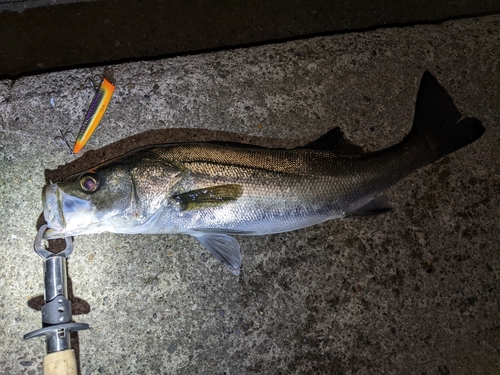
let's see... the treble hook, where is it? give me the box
[86,76,99,92]
[53,129,76,155]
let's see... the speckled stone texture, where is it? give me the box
[0,15,499,375]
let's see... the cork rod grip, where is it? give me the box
[43,349,78,375]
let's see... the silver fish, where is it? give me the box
[42,72,484,275]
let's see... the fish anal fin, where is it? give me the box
[300,127,365,154]
[173,184,243,211]
[191,233,241,275]
[350,196,392,217]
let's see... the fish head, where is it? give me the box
[42,163,137,238]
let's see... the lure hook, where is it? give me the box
[53,129,76,155]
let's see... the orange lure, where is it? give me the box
[73,77,115,154]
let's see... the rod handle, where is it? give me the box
[43,349,77,375]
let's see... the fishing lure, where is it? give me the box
[73,77,115,154]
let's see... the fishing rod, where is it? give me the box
[24,225,89,375]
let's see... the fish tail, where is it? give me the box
[407,71,484,162]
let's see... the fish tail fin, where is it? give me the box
[408,71,484,162]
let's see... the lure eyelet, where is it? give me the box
[79,173,100,193]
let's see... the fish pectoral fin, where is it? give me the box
[191,233,242,276]
[350,196,392,217]
[172,184,243,211]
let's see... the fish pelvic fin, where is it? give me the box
[191,233,242,275]
[408,71,484,161]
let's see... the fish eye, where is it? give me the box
[79,173,100,193]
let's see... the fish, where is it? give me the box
[42,72,484,275]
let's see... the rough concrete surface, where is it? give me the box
[2,0,499,77]
[0,15,499,374]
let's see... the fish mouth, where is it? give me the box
[42,184,95,239]
[42,184,64,231]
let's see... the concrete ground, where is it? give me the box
[1,0,499,78]
[0,14,499,375]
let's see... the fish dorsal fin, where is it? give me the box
[300,127,365,154]
[191,233,242,275]
[172,184,243,211]
[350,195,392,217]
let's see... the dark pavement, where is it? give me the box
[1,0,499,78]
